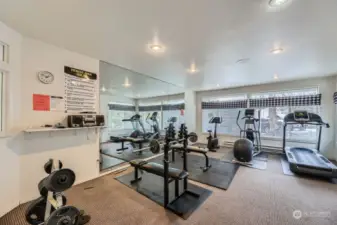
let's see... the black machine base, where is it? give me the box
[116,171,212,219]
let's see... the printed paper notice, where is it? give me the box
[50,96,65,111]
[64,66,97,113]
[33,94,50,111]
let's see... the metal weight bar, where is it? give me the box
[132,133,198,154]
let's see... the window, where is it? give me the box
[139,111,162,132]
[162,101,185,130]
[0,42,7,133]
[0,42,8,63]
[107,103,135,130]
[201,95,247,135]
[250,88,320,142]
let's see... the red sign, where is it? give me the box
[33,94,50,111]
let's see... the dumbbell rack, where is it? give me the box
[25,159,89,225]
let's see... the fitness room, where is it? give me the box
[0,1,337,225]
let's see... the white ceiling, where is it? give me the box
[1,0,337,91]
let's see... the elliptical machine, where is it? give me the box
[234,109,262,163]
[145,112,160,139]
[207,117,222,152]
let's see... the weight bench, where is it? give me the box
[170,144,212,172]
[130,159,189,197]
[110,136,149,153]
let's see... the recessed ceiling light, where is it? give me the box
[148,44,165,53]
[274,74,279,80]
[101,85,106,92]
[270,47,284,54]
[122,77,131,87]
[269,0,289,7]
[187,62,199,74]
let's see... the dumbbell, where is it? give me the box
[38,169,76,196]
[44,159,63,174]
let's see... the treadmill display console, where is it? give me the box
[294,111,310,122]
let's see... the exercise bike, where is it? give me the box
[207,117,222,152]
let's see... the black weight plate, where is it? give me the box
[45,169,76,193]
[44,159,63,174]
[38,177,48,197]
[149,139,160,154]
[46,206,80,225]
[25,196,46,225]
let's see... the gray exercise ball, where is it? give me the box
[233,138,254,162]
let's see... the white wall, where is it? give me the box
[19,37,100,203]
[184,90,197,132]
[0,21,22,217]
[194,77,337,160]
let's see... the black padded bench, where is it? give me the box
[130,159,188,181]
[129,159,189,197]
[110,136,149,153]
[170,144,212,172]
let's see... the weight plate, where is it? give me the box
[188,132,198,143]
[25,195,67,225]
[149,139,160,154]
[45,169,76,193]
[44,159,63,174]
[38,177,48,197]
[25,196,46,225]
[46,206,80,225]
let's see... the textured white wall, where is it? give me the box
[19,37,100,203]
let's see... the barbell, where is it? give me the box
[132,132,198,154]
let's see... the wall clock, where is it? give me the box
[37,71,54,84]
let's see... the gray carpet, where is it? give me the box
[2,155,337,225]
[221,150,269,170]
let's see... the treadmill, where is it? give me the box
[283,110,337,178]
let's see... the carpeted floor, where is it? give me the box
[2,151,337,225]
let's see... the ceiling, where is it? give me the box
[1,0,337,91]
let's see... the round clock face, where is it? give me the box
[37,71,54,84]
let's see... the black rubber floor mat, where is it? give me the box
[115,171,212,219]
[101,145,160,162]
[151,154,239,190]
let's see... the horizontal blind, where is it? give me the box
[138,105,162,112]
[108,104,135,111]
[249,94,321,108]
[162,103,185,111]
[201,100,248,109]
[334,92,337,104]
